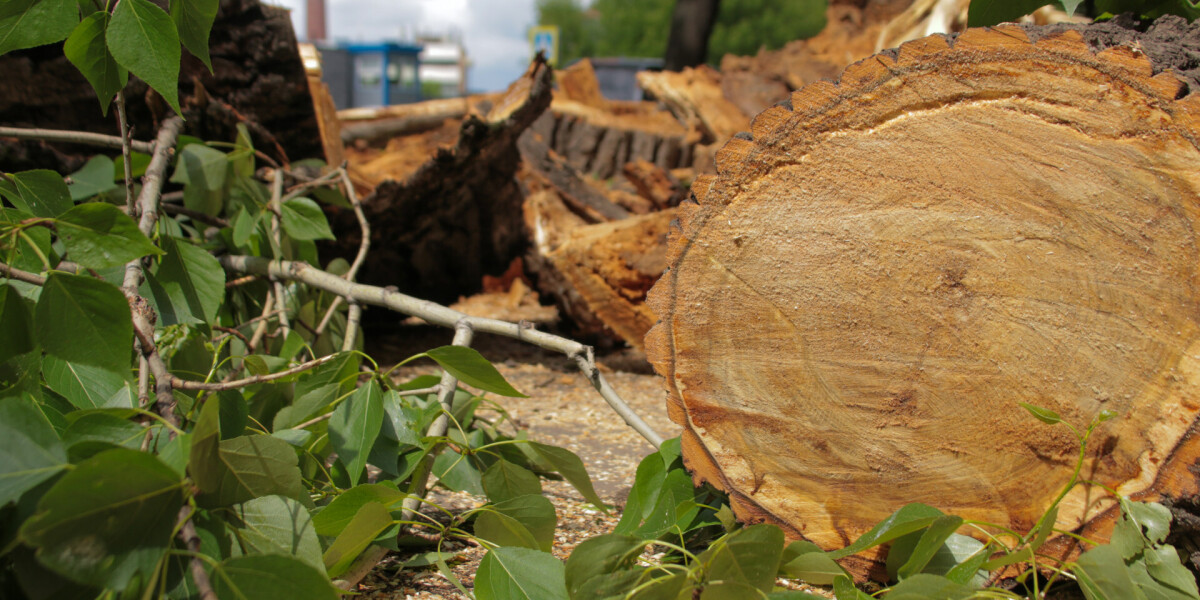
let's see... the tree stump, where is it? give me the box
[645,21,1200,578]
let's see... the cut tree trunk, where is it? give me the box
[645,20,1200,580]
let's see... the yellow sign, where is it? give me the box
[529,25,560,67]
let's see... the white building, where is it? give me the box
[416,34,468,97]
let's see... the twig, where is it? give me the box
[0,125,155,154]
[246,292,276,354]
[123,117,184,291]
[394,386,442,397]
[268,170,291,339]
[176,507,219,600]
[114,92,136,214]
[0,262,45,285]
[171,354,338,391]
[315,167,370,337]
[282,168,342,200]
[162,203,230,228]
[219,255,665,448]
[138,356,150,408]
[225,274,258,288]
[342,302,363,351]
[292,411,334,431]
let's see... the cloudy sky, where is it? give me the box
[269,0,538,92]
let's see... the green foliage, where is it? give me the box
[535,0,827,65]
[968,0,1200,26]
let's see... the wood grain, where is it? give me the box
[645,25,1200,577]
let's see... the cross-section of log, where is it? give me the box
[645,23,1200,579]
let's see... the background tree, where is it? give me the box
[663,0,721,70]
[535,0,827,66]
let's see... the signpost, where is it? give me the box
[529,25,559,67]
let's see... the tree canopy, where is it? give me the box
[535,0,827,65]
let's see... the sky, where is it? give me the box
[269,0,538,93]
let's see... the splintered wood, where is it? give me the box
[645,25,1200,579]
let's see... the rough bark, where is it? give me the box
[327,59,554,304]
[646,21,1200,579]
[0,0,321,172]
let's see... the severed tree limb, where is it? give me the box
[0,125,156,154]
[219,255,666,448]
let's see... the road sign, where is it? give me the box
[529,25,559,67]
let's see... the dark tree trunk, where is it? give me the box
[663,0,721,71]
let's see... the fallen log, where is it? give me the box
[326,59,553,303]
[0,0,322,172]
[524,184,675,350]
[645,19,1200,579]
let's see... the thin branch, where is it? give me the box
[171,353,338,391]
[268,170,291,339]
[395,386,442,397]
[292,411,334,431]
[114,92,136,214]
[0,125,155,154]
[341,302,362,351]
[176,509,219,600]
[123,117,184,291]
[282,168,342,201]
[219,255,665,448]
[0,262,46,285]
[246,292,276,354]
[225,274,258,288]
[162,204,230,228]
[316,168,370,337]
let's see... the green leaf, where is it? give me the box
[432,448,484,495]
[143,235,225,325]
[56,203,162,269]
[64,12,128,115]
[322,501,392,578]
[1144,544,1200,597]
[169,0,218,71]
[630,572,689,600]
[476,510,542,550]
[328,380,384,486]
[896,515,964,579]
[188,392,222,489]
[529,442,606,510]
[1127,501,1173,545]
[1061,0,1085,14]
[491,494,558,552]
[0,0,78,55]
[66,156,118,201]
[233,495,325,573]
[827,503,944,559]
[701,524,784,592]
[1073,544,1147,600]
[280,197,334,241]
[833,575,873,600]
[883,573,974,600]
[931,534,989,587]
[779,541,845,586]
[0,398,67,507]
[312,482,406,537]
[107,0,182,115]
[35,273,132,375]
[1019,402,1062,425]
[169,144,227,216]
[422,345,527,397]
[483,458,543,503]
[194,434,305,508]
[701,580,763,600]
[0,283,34,364]
[966,0,1052,26]
[9,170,72,218]
[20,448,183,590]
[210,554,338,600]
[475,547,569,600]
[564,534,646,598]
[62,411,144,458]
[232,207,260,247]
